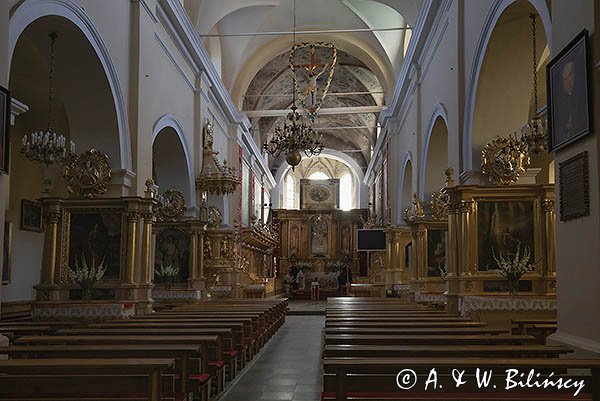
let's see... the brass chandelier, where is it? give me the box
[20,33,76,166]
[262,0,325,168]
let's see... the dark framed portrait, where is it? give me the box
[0,86,10,175]
[155,228,190,283]
[3,221,12,284]
[547,29,592,152]
[477,201,535,271]
[21,199,43,232]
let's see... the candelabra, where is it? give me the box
[21,131,76,166]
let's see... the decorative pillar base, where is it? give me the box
[34,284,63,302]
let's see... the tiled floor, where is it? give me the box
[219,316,324,401]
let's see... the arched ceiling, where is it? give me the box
[184,0,424,173]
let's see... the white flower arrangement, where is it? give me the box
[326,261,344,272]
[155,263,180,283]
[438,264,448,279]
[69,255,106,300]
[492,242,534,281]
[295,261,313,271]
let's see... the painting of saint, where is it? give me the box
[311,215,328,257]
[69,213,122,277]
[341,225,351,256]
[155,228,189,282]
[477,201,535,271]
[289,223,300,257]
[427,230,447,277]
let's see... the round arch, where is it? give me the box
[231,33,395,109]
[152,115,196,207]
[419,104,449,199]
[398,152,413,222]
[462,0,551,172]
[9,0,132,172]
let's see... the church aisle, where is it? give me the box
[219,316,324,401]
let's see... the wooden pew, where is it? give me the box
[0,344,210,399]
[322,344,573,358]
[0,358,177,401]
[322,357,600,401]
[511,318,558,335]
[325,327,509,335]
[324,334,536,345]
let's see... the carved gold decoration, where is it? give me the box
[403,193,426,223]
[481,136,530,185]
[206,206,223,229]
[63,149,111,198]
[156,189,186,222]
[144,178,159,198]
[196,120,240,195]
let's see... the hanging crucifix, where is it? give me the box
[290,42,338,121]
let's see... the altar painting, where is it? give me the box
[310,215,329,257]
[477,201,535,271]
[427,230,447,277]
[155,228,190,282]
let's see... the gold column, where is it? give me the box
[447,203,459,278]
[459,201,473,275]
[416,227,427,280]
[140,213,153,285]
[198,233,205,279]
[189,230,198,280]
[41,207,62,285]
[125,212,139,284]
[385,229,394,269]
[543,199,556,276]
[394,231,402,273]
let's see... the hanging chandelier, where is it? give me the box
[262,0,325,168]
[263,105,324,166]
[20,32,76,166]
[519,14,547,156]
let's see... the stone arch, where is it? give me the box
[398,152,413,220]
[420,104,449,199]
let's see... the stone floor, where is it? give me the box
[218,315,324,401]
[287,300,327,315]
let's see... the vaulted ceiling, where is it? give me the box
[185,0,423,174]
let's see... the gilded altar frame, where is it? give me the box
[36,197,155,314]
[446,184,555,295]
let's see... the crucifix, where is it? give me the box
[293,46,331,108]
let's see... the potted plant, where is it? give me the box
[69,255,107,303]
[154,263,180,290]
[492,242,534,295]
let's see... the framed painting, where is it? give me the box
[477,201,535,271]
[21,199,43,232]
[427,230,447,277]
[0,86,10,175]
[68,212,122,278]
[547,29,592,151]
[2,221,12,284]
[155,228,190,283]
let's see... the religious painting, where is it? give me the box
[427,230,447,277]
[300,179,339,209]
[477,201,535,271]
[340,224,351,258]
[155,228,190,283]
[310,215,328,257]
[0,86,10,175]
[68,212,122,278]
[2,221,12,284]
[289,222,300,257]
[21,199,43,232]
[405,242,412,271]
[547,29,592,151]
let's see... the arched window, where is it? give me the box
[339,173,353,211]
[285,174,296,209]
[309,171,329,180]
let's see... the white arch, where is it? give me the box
[419,103,448,198]
[9,0,132,171]
[152,114,197,208]
[462,0,551,171]
[397,151,413,221]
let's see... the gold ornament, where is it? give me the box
[196,120,240,195]
[403,193,426,223]
[156,189,186,221]
[63,149,111,198]
[481,136,530,185]
[206,206,223,229]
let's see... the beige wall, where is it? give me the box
[551,0,600,352]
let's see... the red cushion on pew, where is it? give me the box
[208,361,226,369]
[225,350,239,358]
[174,373,211,385]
